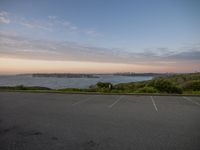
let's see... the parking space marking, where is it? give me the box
[72,95,98,106]
[108,96,124,108]
[150,96,158,112]
[183,97,200,106]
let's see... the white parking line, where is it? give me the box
[150,96,158,112]
[183,97,200,106]
[108,96,124,108]
[72,95,97,106]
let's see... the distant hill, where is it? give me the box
[112,73,200,94]
[32,73,99,78]
[113,72,173,77]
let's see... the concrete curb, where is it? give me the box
[0,90,200,97]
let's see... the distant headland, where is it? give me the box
[31,73,172,78]
[32,73,99,78]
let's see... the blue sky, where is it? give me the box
[0,0,200,73]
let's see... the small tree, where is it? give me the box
[152,79,182,94]
[96,82,113,90]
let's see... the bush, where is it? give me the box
[58,88,82,92]
[96,82,112,89]
[182,80,200,91]
[136,86,158,93]
[0,85,51,90]
[151,79,182,94]
[15,85,26,90]
[135,82,147,89]
[25,86,51,90]
[114,82,136,90]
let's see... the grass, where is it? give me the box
[0,73,200,95]
[0,85,51,91]
[113,73,200,94]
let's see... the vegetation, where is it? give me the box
[112,73,200,94]
[0,85,51,91]
[135,86,158,93]
[0,73,200,94]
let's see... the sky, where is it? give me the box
[0,0,200,74]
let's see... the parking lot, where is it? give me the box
[0,92,200,150]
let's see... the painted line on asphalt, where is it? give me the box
[150,96,158,112]
[108,96,124,108]
[72,95,98,106]
[183,97,200,106]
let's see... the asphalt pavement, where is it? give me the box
[0,92,200,150]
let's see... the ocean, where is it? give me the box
[0,74,153,89]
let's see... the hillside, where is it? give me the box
[111,73,200,94]
[1,73,200,95]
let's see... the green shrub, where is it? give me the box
[135,82,147,89]
[0,85,51,90]
[0,86,14,90]
[15,85,26,90]
[114,82,136,90]
[182,80,200,91]
[191,91,200,94]
[25,86,51,90]
[58,88,82,92]
[96,82,112,89]
[136,86,158,93]
[151,79,182,94]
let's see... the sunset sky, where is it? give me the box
[0,0,200,74]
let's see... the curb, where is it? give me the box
[0,90,200,97]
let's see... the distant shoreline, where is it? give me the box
[0,73,199,95]
[32,73,99,78]
[0,74,153,89]
[31,73,170,78]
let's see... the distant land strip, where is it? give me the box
[32,73,99,78]
[31,73,171,78]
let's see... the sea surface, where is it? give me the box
[0,75,153,89]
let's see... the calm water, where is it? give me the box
[0,75,153,89]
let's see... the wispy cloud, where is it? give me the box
[0,11,10,24]
[0,10,52,31]
[48,15,57,20]
[1,10,199,69]
[84,28,103,37]
[62,21,77,31]
[0,31,200,67]
[19,21,52,31]
[141,43,200,60]
[48,16,78,31]
[0,10,102,38]
[48,15,102,36]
